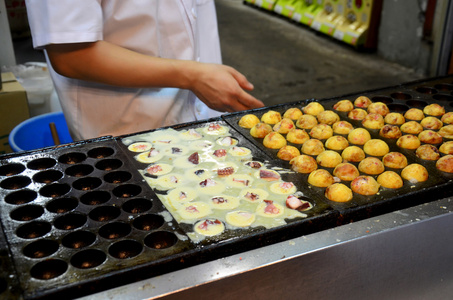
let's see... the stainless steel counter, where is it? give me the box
[81,196,453,300]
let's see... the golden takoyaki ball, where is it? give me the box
[416,144,440,160]
[436,155,453,173]
[238,114,260,129]
[283,107,303,120]
[382,152,408,169]
[377,171,403,189]
[316,150,343,168]
[439,125,453,139]
[384,112,405,125]
[309,124,333,140]
[263,132,287,149]
[396,134,421,150]
[362,113,385,129]
[420,116,443,130]
[301,139,325,156]
[296,114,318,130]
[348,128,371,145]
[379,125,402,139]
[348,108,368,120]
[325,136,349,151]
[308,169,335,187]
[290,155,318,174]
[418,130,443,145]
[354,96,372,108]
[325,183,353,202]
[401,163,429,183]
[273,118,295,134]
[423,103,445,117]
[277,145,301,161]
[286,128,310,144]
[400,121,424,134]
[341,146,366,162]
[439,141,453,155]
[441,112,453,124]
[303,102,325,116]
[363,139,390,157]
[332,121,354,135]
[367,102,389,116]
[317,110,340,125]
[261,110,282,125]
[250,122,273,138]
[351,175,380,195]
[333,163,360,181]
[404,108,424,121]
[333,99,354,112]
[358,157,385,175]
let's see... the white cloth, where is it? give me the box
[25,0,223,140]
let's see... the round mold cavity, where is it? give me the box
[46,197,78,214]
[433,94,453,102]
[387,103,409,112]
[80,190,111,206]
[58,152,86,165]
[406,100,428,108]
[434,83,453,91]
[95,159,123,171]
[54,213,87,230]
[71,249,106,269]
[122,198,152,214]
[62,230,96,249]
[104,171,132,184]
[30,259,68,280]
[370,96,393,104]
[390,92,412,100]
[109,240,143,259]
[144,231,178,250]
[99,222,131,240]
[16,221,51,239]
[72,177,102,191]
[4,189,37,205]
[33,170,63,184]
[27,158,56,170]
[133,214,164,231]
[88,206,121,222]
[88,147,114,159]
[23,240,59,258]
[40,183,70,198]
[0,176,31,190]
[65,164,94,177]
[10,205,44,221]
[112,184,142,198]
[415,86,438,94]
[0,163,25,176]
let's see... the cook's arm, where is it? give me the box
[46,41,264,112]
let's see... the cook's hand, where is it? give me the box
[189,63,264,112]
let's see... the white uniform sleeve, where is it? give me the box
[25,0,104,49]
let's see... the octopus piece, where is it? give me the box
[245,161,263,169]
[325,135,349,151]
[217,167,235,176]
[367,102,389,116]
[301,139,325,156]
[439,141,453,155]
[379,124,402,139]
[302,102,325,116]
[401,121,424,135]
[348,108,368,121]
[286,128,310,144]
[351,176,380,195]
[238,114,260,129]
[285,195,312,211]
[341,146,366,162]
[436,155,453,173]
[296,114,318,130]
[439,125,453,139]
[263,132,287,149]
[420,116,443,130]
[250,122,273,138]
[277,145,301,161]
[261,110,282,125]
[259,169,281,181]
[363,139,390,157]
[188,152,199,164]
[325,183,353,202]
[290,155,318,174]
[362,113,385,129]
[308,169,335,187]
[416,144,440,160]
[423,103,445,117]
[332,121,354,135]
[309,124,333,140]
[441,112,453,124]
[377,171,403,189]
[262,200,282,215]
[418,130,443,144]
[348,128,371,145]
[317,110,340,125]
[213,149,227,158]
[354,96,372,108]
[358,157,385,175]
[316,150,343,168]
[283,107,303,120]
[333,163,360,181]
[404,108,424,121]
[333,99,354,112]
[382,152,408,169]
[384,112,405,125]
[401,163,429,183]
[146,164,163,175]
[397,134,421,150]
[273,118,295,134]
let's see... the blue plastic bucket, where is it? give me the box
[9,111,73,152]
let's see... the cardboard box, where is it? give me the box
[0,72,30,154]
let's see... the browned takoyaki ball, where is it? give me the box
[325,183,353,202]
[400,121,424,135]
[397,135,421,150]
[423,103,445,117]
[290,155,318,174]
[382,152,408,169]
[441,112,453,124]
[367,102,389,116]
[377,171,403,189]
[303,102,325,116]
[401,163,429,183]
[296,114,318,130]
[440,141,453,155]
[439,125,453,139]
[263,132,287,149]
[351,176,380,195]
[379,125,402,139]
[283,107,303,120]
[308,169,335,187]
[362,113,385,129]
[273,118,295,134]
[333,99,354,112]
[358,157,385,175]
[286,128,310,144]
[301,139,325,156]
[416,144,440,160]
[420,116,443,130]
[384,112,405,125]
[261,110,282,125]
[277,145,301,161]
[325,136,349,151]
[316,150,343,168]
[363,139,390,157]
[348,108,368,121]
[317,110,340,125]
[354,96,372,108]
[239,114,260,129]
[436,155,453,173]
[250,122,273,138]
[404,108,424,121]
[418,130,443,145]
[333,163,360,181]
[332,121,354,135]
[342,146,366,162]
[309,124,333,140]
[348,128,371,145]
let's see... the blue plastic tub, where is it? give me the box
[9,111,73,152]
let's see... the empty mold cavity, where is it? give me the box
[33,170,63,184]
[4,189,37,205]
[65,164,94,177]
[58,152,86,165]
[144,231,178,250]
[122,198,152,214]
[434,83,453,91]
[0,163,25,176]
[104,171,132,184]
[70,249,106,269]
[133,214,164,231]
[72,177,102,191]
[406,100,428,108]
[387,103,409,112]
[433,94,453,102]
[10,205,44,221]
[46,197,78,214]
[109,240,143,259]
[30,259,68,280]
[112,184,142,198]
[415,86,438,94]
[40,183,71,198]
[54,213,87,230]
[0,176,31,190]
[23,240,59,258]
[88,206,121,222]
[88,147,114,159]
[371,96,393,104]
[62,230,96,249]
[16,221,52,239]
[390,92,412,100]
[80,191,111,206]
[95,159,122,171]
[27,158,56,170]
[99,222,131,239]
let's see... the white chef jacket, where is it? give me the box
[25,0,223,140]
